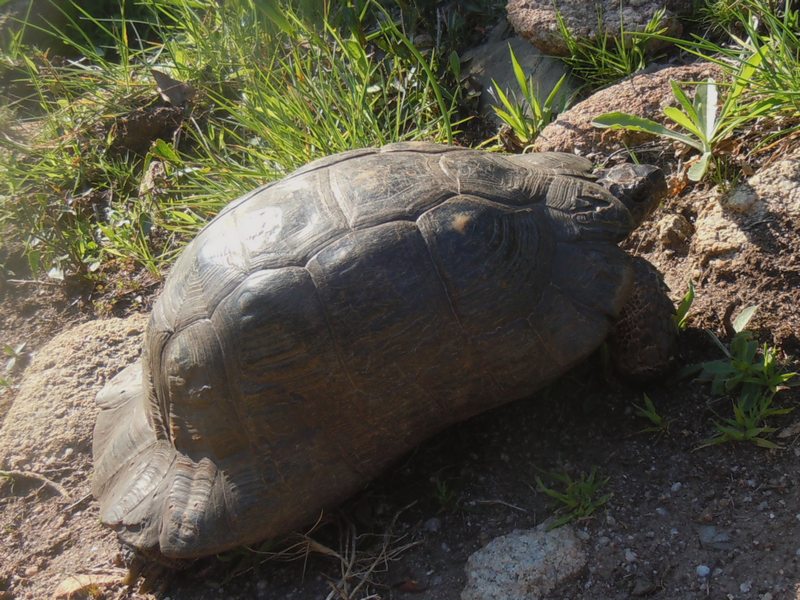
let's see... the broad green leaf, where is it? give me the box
[592,112,703,150]
[662,106,704,140]
[694,78,719,142]
[151,139,181,164]
[670,80,700,125]
[448,51,461,79]
[687,151,712,181]
[733,304,760,333]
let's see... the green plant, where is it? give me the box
[3,343,26,372]
[694,305,797,448]
[0,0,463,280]
[697,305,797,405]
[535,468,611,527]
[701,392,792,448]
[432,477,459,512]
[593,62,769,181]
[674,281,696,330]
[489,46,571,148]
[557,8,668,89]
[633,394,670,435]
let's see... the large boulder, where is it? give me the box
[507,0,688,56]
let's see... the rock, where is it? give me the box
[507,0,687,56]
[696,565,710,578]
[424,517,442,533]
[0,315,147,471]
[657,214,693,250]
[698,525,734,551]
[533,63,723,157]
[631,576,657,596]
[462,35,578,128]
[461,524,587,600]
[53,571,126,599]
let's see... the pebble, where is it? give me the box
[624,549,637,563]
[655,507,668,517]
[740,580,753,593]
[23,566,38,577]
[696,565,710,578]
[424,517,442,533]
[671,482,682,493]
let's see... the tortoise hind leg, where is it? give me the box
[608,257,677,381]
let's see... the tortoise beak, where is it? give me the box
[596,164,667,228]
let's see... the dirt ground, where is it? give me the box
[2,112,800,600]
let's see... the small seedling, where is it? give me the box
[693,305,797,448]
[633,394,670,435]
[674,281,695,331]
[592,53,772,181]
[432,477,459,513]
[535,468,611,528]
[3,343,26,373]
[490,46,571,148]
[700,392,792,448]
[697,306,797,407]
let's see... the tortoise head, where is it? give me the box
[595,163,667,229]
[542,162,666,243]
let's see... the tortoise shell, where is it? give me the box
[93,142,660,559]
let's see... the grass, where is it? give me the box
[487,45,571,150]
[633,394,671,436]
[0,0,462,280]
[535,468,611,528]
[556,7,669,89]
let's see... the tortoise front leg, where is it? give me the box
[608,257,678,381]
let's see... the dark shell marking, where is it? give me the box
[93,142,663,559]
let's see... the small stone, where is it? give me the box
[424,517,442,533]
[761,593,774,600]
[696,565,710,578]
[658,214,694,249]
[740,580,753,593]
[624,549,637,563]
[655,507,668,517]
[671,482,682,493]
[461,524,587,600]
[631,576,656,596]
[698,525,733,551]
[24,566,39,577]
[606,514,617,526]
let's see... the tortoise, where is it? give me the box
[93,141,675,560]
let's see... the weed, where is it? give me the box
[593,62,771,180]
[701,392,792,448]
[0,0,462,279]
[3,343,26,372]
[692,305,797,448]
[488,45,571,149]
[535,468,611,528]
[557,7,668,89]
[432,477,459,512]
[633,394,671,435]
[697,305,797,406]
[674,281,696,331]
